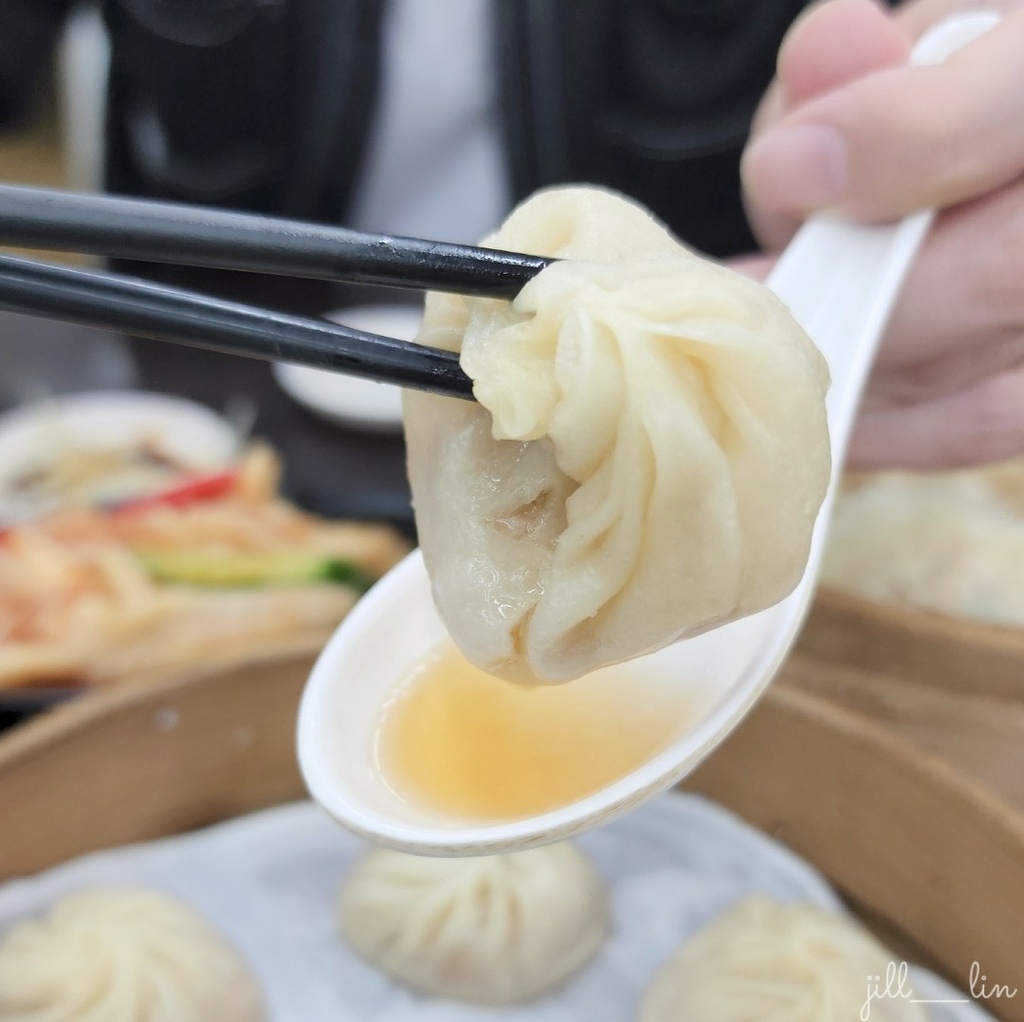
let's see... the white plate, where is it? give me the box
[0,796,992,1022]
[274,306,423,432]
[0,391,238,523]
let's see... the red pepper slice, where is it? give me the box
[111,469,239,515]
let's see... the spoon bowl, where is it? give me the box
[298,12,1002,855]
[299,547,781,855]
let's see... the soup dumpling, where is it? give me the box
[642,895,929,1022]
[0,888,264,1022]
[405,186,830,681]
[338,842,608,1005]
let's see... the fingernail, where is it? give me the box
[744,124,847,211]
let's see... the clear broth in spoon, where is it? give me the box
[375,641,689,822]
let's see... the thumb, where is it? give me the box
[744,0,909,248]
[742,8,1024,222]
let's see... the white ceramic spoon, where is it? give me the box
[298,12,1002,855]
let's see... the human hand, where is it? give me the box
[739,0,1024,470]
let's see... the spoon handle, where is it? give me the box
[767,210,933,468]
[766,10,1002,479]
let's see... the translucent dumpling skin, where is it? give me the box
[405,187,830,682]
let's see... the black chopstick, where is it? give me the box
[0,184,551,299]
[0,253,475,400]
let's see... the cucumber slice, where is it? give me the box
[137,550,375,592]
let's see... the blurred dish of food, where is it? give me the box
[0,394,408,693]
[273,306,419,432]
[0,392,240,526]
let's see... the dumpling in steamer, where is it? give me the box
[405,186,830,682]
[0,888,265,1022]
[338,842,608,1005]
[641,895,929,1022]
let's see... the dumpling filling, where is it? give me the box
[405,186,830,682]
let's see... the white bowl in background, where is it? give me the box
[0,391,238,523]
[273,305,422,432]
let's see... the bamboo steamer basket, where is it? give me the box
[0,591,1022,1019]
